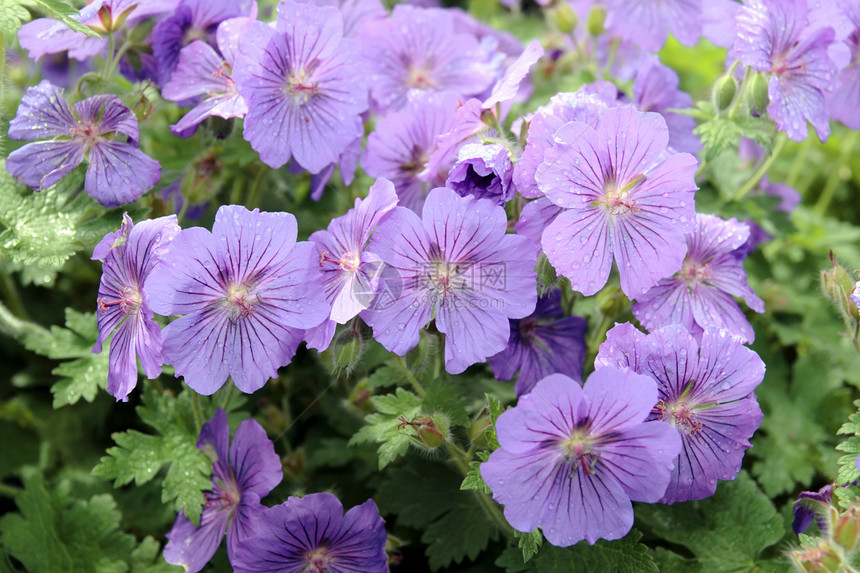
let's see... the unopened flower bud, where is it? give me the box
[333,327,363,373]
[468,408,492,448]
[747,72,769,117]
[536,254,559,290]
[597,284,628,317]
[548,3,578,34]
[713,74,737,111]
[821,253,860,321]
[587,6,606,36]
[789,542,844,573]
[399,414,450,450]
[833,512,860,550]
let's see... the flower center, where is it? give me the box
[518,316,538,341]
[97,285,142,315]
[596,174,644,216]
[428,260,467,299]
[678,258,711,288]
[223,283,258,322]
[205,476,241,514]
[70,120,101,148]
[406,63,435,90]
[319,250,360,272]
[287,68,319,104]
[653,400,703,435]
[303,547,333,572]
[558,427,599,475]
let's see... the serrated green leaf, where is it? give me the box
[693,105,773,162]
[33,0,101,38]
[349,388,421,469]
[364,365,401,389]
[130,536,183,573]
[460,459,492,494]
[636,472,785,573]
[517,528,543,563]
[93,386,211,525]
[0,470,136,573]
[486,393,505,449]
[533,530,657,573]
[423,379,469,427]
[0,0,34,43]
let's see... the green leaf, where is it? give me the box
[636,472,785,573]
[33,0,101,38]
[486,393,505,449]
[0,470,136,573]
[693,102,773,162]
[93,386,211,526]
[130,536,183,573]
[0,0,34,43]
[349,388,421,469]
[460,451,492,494]
[21,308,109,408]
[532,530,657,573]
[836,400,860,485]
[517,528,543,563]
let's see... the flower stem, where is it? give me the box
[726,63,748,120]
[101,33,116,81]
[0,482,21,497]
[393,355,426,399]
[731,132,786,202]
[814,130,857,215]
[191,392,204,431]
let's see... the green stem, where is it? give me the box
[731,132,786,202]
[393,355,425,398]
[602,37,620,78]
[814,130,858,215]
[726,64,749,119]
[786,134,812,188]
[0,482,21,497]
[0,302,49,340]
[191,392,204,431]
[245,169,266,209]
[0,272,29,320]
[176,194,191,224]
[694,159,709,180]
[219,383,235,412]
[101,33,116,81]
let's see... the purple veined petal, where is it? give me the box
[162,41,229,102]
[688,286,756,343]
[535,121,603,209]
[594,322,651,374]
[7,80,77,140]
[135,308,165,380]
[688,327,766,403]
[105,314,140,402]
[353,178,399,249]
[230,21,275,93]
[164,509,230,573]
[18,18,105,61]
[274,0,345,61]
[85,141,161,207]
[542,208,613,297]
[436,289,511,374]
[702,0,739,47]
[170,93,248,136]
[482,39,543,109]
[303,318,337,352]
[419,97,486,181]
[216,10,258,66]
[420,187,507,262]
[5,141,85,190]
[160,312,233,395]
[360,287,433,355]
[600,421,683,503]
[605,0,703,52]
[74,94,141,142]
[734,0,807,72]
[599,106,670,185]
[230,418,284,498]
[633,280,696,335]
[829,63,860,129]
[513,197,563,253]
[581,367,658,433]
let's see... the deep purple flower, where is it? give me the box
[231,493,387,573]
[361,91,459,212]
[792,484,836,534]
[632,214,764,344]
[92,214,179,401]
[445,142,514,206]
[232,0,367,174]
[161,13,255,136]
[481,369,682,546]
[362,187,537,374]
[359,5,496,114]
[632,55,700,154]
[605,0,704,52]
[305,179,399,351]
[145,205,330,395]
[596,323,765,503]
[489,290,587,397]
[164,409,282,573]
[151,0,253,85]
[536,106,698,298]
[734,0,838,141]
[6,81,161,207]
[827,0,860,129]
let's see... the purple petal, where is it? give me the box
[164,508,231,573]
[7,80,76,140]
[85,141,161,207]
[482,39,543,109]
[5,141,85,190]
[74,94,140,141]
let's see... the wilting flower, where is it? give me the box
[481,369,682,546]
[536,105,697,298]
[633,214,764,343]
[164,409,283,573]
[232,0,367,174]
[489,290,587,396]
[305,178,399,351]
[445,142,515,206]
[362,187,537,374]
[734,0,838,141]
[231,493,388,573]
[145,205,330,395]
[6,81,161,206]
[93,214,180,401]
[596,323,765,503]
[161,13,255,136]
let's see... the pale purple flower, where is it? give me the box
[445,142,514,206]
[852,280,860,312]
[489,290,587,397]
[605,0,704,52]
[596,323,765,503]
[536,106,698,298]
[312,0,386,38]
[231,493,388,573]
[145,205,330,395]
[161,13,255,136]
[513,197,564,253]
[232,0,368,174]
[632,56,700,154]
[827,0,860,129]
[481,40,543,110]
[305,179,399,351]
[632,214,764,344]
[734,0,838,141]
[359,5,496,114]
[362,187,537,374]
[164,409,283,573]
[361,91,459,212]
[481,369,682,546]
[93,214,180,402]
[6,81,161,207]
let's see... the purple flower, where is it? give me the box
[92,214,179,401]
[489,290,587,397]
[151,0,253,85]
[827,0,860,129]
[6,81,161,207]
[605,0,704,52]
[164,409,283,573]
[361,91,459,212]
[632,56,701,154]
[481,39,544,110]
[792,483,836,534]
[734,0,838,141]
[231,493,388,573]
[481,369,682,546]
[232,0,368,174]
[359,5,496,114]
[852,280,860,312]
[632,214,764,344]
[445,142,514,206]
[596,323,765,503]
[305,178,399,351]
[145,205,330,395]
[161,13,255,136]
[536,106,698,298]
[362,187,537,374]
[312,0,387,38]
